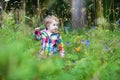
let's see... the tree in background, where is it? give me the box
[1,0,120,29]
[94,0,107,26]
[0,2,3,27]
[71,0,87,29]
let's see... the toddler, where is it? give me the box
[34,15,65,58]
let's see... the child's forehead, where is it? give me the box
[51,20,58,24]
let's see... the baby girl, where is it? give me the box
[34,15,65,58]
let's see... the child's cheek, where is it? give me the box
[50,26,55,30]
[49,26,55,32]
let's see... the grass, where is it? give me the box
[0,14,120,80]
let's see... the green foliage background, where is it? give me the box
[0,12,120,80]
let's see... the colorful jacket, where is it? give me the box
[34,29,65,57]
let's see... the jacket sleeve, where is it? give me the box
[33,29,42,40]
[41,32,48,51]
[39,31,48,57]
[57,34,65,57]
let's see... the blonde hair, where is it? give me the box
[44,15,59,28]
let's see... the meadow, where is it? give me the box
[0,13,120,80]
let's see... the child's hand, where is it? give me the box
[34,27,41,35]
[35,27,40,30]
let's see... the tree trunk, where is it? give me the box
[71,0,87,29]
[37,0,40,16]
[20,0,26,24]
[36,0,41,26]
[94,0,106,25]
[95,0,103,18]
[0,0,3,27]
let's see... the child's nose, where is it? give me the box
[55,26,58,29]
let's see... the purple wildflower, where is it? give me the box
[81,40,85,44]
[66,42,70,46]
[86,40,90,46]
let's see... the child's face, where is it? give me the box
[47,20,59,34]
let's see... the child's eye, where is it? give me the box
[53,24,58,26]
[53,24,56,26]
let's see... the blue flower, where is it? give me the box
[86,40,90,46]
[66,42,70,46]
[81,40,85,44]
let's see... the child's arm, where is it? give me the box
[57,34,65,57]
[33,28,41,40]
[39,32,48,58]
